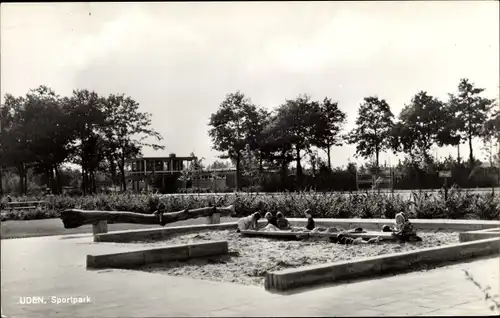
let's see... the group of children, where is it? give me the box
[237,209,422,244]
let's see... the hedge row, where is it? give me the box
[1,187,499,221]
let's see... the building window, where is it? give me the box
[155,160,163,171]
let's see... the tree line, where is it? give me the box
[208,78,499,191]
[0,86,163,195]
[1,78,498,196]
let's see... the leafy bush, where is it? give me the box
[1,188,499,221]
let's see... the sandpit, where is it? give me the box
[131,229,460,286]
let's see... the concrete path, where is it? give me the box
[1,234,499,317]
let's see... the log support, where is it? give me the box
[92,220,108,235]
[207,213,221,224]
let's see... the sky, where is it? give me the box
[1,1,499,169]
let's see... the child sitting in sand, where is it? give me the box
[391,212,422,242]
[304,209,315,230]
[237,212,261,232]
[289,209,342,233]
[261,212,280,232]
[276,212,293,230]
[289,209,316,232]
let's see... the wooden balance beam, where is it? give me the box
[60,205,235,229]
[240,230,399,241]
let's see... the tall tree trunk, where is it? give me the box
[82,167,87,196]
[110,158,117,188]
[280,151,288,188]
[259,152,264,173]
[52,166,58,194]
[55,165,61,194]
[119,156,127,192]
[468,134,474,168]
[235,152,241,191]
[375,148,380,169]
[18,163,24,196]
[457,143,461,164]
[0,165,3,196]
[81,168,84,195]
[92,170,97,193]
[327,146,331,172]
[24,168,28,195]
[296,148,302,190]
[45,167,51,194]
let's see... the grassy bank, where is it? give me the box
[1,186,499,222]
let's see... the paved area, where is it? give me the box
[1,233,499,317]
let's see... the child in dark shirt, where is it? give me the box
[265,212,278,227]
[304,209,315,230]
[261,212,279,231]
[276,212,292,230]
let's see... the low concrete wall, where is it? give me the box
[472,227,500,233]
[94,223,239,243]
[87,240,228,269]
[93,218,499,243]
[264,237,500,291]
[287,218,500,232]
[459,228,500,242]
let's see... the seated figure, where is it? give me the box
[391,212,422,242]
[237,212,261,232]
[289,209,342,233]
[276,212,292,230]
[261,212,280,231]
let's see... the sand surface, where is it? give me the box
[134,229,460,286]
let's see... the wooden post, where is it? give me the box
[92,220,108,235]
[206,206,220,224]
[210,213,221,224]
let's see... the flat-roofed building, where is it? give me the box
[125,153,196,193]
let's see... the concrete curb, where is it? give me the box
[287,218,500,231]
[264,237,500,291]
[93,218,500,243]
[459,228,500,242]
[94,222,239,243]
[86,240,228,269]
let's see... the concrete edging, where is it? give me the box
[93,218,499,243]
[264,237,500,291]
[459,228,500,242]
[287,218,500,232]
[94,222,239,243]
[87,240,228,269]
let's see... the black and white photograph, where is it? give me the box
[1,1,499,317]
